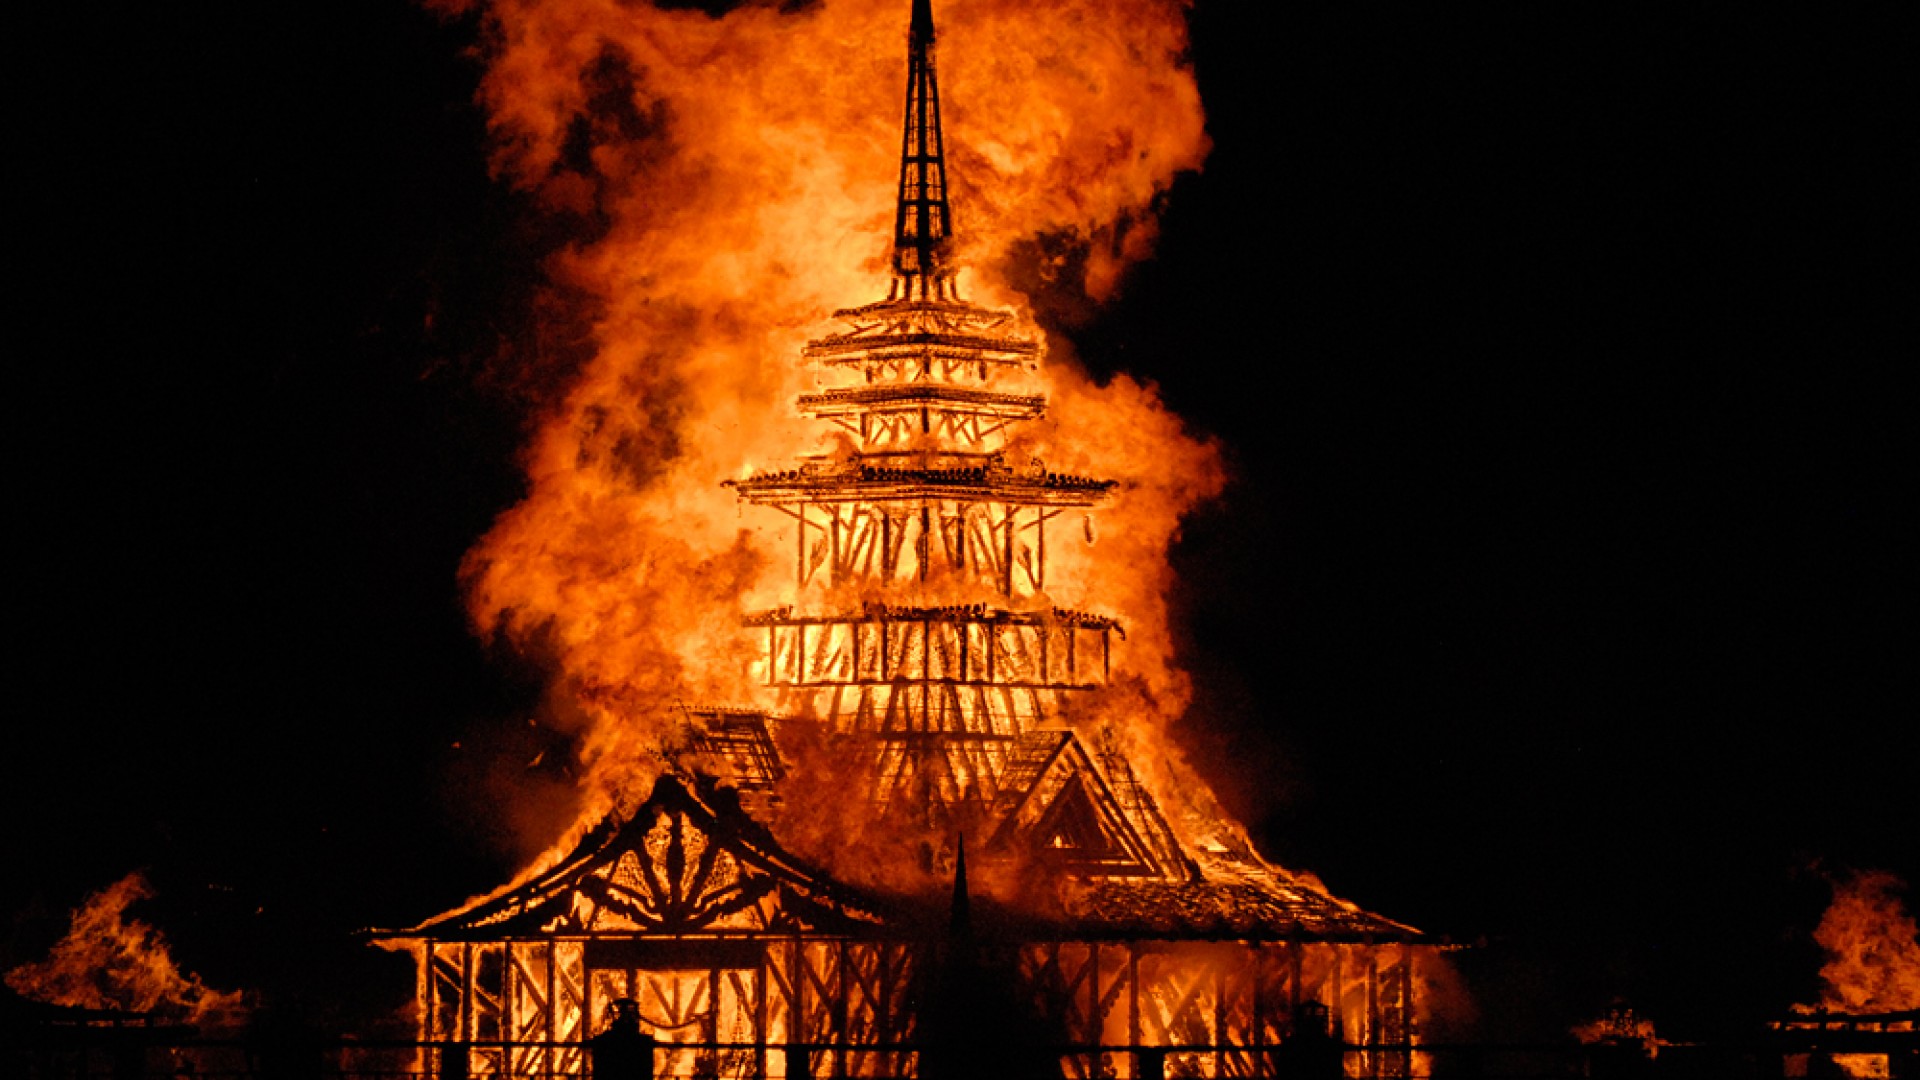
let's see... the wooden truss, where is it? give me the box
[729,488,1107,600]
[748,606,1119,692]
[798,386,1044,450]
[802,298,1039,384]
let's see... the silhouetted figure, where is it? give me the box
[436,1042,470,1080]
[588,998,657,1080]
[1271,1001,1344,1079]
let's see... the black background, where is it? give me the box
[8,0,1911,1042]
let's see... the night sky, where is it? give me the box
[9,0,1910,1043]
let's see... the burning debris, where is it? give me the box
[4,873,242,1029]
[1773,871,1920,1079]
[377,1,1435,1075]
[1808,871,1920,1017]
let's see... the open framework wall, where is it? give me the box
[412,935,1427,1078]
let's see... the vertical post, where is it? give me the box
[1366,949,1381,1078]
[919,505,931,581]
[830,507,841,588]
[1003,504,1015,596]
[755,953,769,1080]
[499,941,514,1049]
[1400,945,1416,1070]
[1086,943,1100,1063]
[460,944,475,1043]
[1250,943,1267,1074]
[1036,508,1046,589]
[421,941,436,1044]
[796,504,807,588]
[833,941,850,1079]
[546,940,559,1079]
[1128,945,1141,1050]
[1215,956,1227,1078]
[583,959,596,1045]
[705,967,722,1078]
[791,941,808,1080]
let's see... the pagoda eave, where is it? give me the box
[796,385,1045,418]
[725,476,1114,506]
[745,603,1123,633]
[829,297,1015,322]
[803,333,1040,360]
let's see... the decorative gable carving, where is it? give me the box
[986,732,1169,879]
[401,776,886,940]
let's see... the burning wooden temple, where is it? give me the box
[375,2,1433,1075]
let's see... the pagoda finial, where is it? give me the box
[892,0,954,301]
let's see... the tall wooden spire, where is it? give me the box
[892,0,953,300]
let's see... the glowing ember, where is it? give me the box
[4,873,242,1027]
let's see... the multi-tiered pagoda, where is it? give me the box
[378,3,1432,1076]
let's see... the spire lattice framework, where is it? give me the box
[893,0,953,299]
[722,0,1181,869]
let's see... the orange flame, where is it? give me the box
[4,873,243,1027]
[1810,870,1920,1014]
[443,0,1219,882]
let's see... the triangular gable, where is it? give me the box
[382,776,887,940]
[985,732,1169,879]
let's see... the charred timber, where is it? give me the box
[797,384,1045,415]
[745,603,1123,633]
[805,331,1039,360]
[725,463,1114,503]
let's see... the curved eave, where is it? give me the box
[797,385,1046,418]
[804,332,1040,360]
[726,474,1114,507]
[743,603,1122,633]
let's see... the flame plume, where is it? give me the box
[1811,870,1920,1014]
[445,0,1219,877]
[4,873,242,1027]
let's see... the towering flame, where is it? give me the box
[449,0,1220,872]
[380,9,1432,1073]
